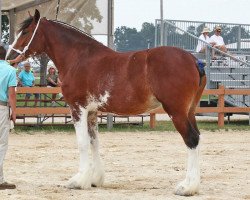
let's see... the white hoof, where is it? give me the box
[174,179,200,196]
[67,170,92,189]
[91,164,104,187]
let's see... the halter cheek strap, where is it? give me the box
[5,18,41,60]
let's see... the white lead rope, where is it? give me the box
[5,18,41,60]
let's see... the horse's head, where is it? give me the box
[6,9,45,60]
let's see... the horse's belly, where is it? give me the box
[145,96,162,112]
[101,94,161,115]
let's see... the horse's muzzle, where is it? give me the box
[6,51,19,61]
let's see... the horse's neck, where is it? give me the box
[42,20,111,76]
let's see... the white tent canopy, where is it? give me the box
[2,0,35,11]
[1,0,112,43]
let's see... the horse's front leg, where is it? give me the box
[88,111,104,187]
[67,107,92,189]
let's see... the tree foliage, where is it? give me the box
[1,15,9,44]
[114,22,155,52]
[114,22,250,52]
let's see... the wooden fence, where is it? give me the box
[16,86,250,128]
[149,85,250,128]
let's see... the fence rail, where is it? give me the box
[150,85,250,128]
[15,86,250,128]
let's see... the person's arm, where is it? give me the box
[8,87,16,123]
[18,73,24,87]
[32,73,36,87]
[7,54,24,65]
[209,36,216,46]
[47,77,57,86]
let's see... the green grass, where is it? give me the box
[14,119,250,133]
[17,93,65,107]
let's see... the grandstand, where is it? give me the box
[155,19,250,110]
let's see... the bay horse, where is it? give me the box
[7,10,206,196]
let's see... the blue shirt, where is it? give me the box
[18,70,35,87]
[0,60,17,102]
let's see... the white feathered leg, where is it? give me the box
[175,141,200,196]
[90,134,104,187]
[67,107,92,189]
[88,111,104,187]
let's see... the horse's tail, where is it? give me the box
[193,56,206,86]
[188,57,207,117]
[196,59,206,77]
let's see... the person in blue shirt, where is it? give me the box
[0,46,17,190]
[18,62,39,106]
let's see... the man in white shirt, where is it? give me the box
[210,26,227,57]
[196,27,211,53]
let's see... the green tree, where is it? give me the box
[140,22,155,48]
[114,22,156,52]
[1,15,9,44]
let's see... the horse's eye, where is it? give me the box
[22,31,28,35]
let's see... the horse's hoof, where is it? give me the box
[91,165,104,187]
[66,171,92,189]
[174,180,199,196]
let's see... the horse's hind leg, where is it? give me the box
[170,112,200,196]
[67,107,92,189]
[172,77,205,196]
[88,111,104,187]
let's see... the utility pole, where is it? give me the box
[160,0,164,46]
[107,0,114,130]
[108,0,114,49]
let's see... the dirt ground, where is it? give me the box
[1,130,249,200]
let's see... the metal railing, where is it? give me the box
[155,19,250,54]
[155,19,250,108]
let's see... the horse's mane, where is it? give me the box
[19,17,97,41]
[50,20,107,47]
[19,16,33,32]
[51,20,94,39]
[19,17,107,49]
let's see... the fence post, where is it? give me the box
[107,114,113,130]
[150,113,156,129]
[218,85,225,127]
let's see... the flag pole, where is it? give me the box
[160,0,164,46]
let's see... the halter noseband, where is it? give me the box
[5,18,41,60]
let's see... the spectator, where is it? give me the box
[18,62,39,107]
[46,64,63,105]
[196,27,211,53]
[210,26,227,58]
[0,45,17,190]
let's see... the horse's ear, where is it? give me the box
[34,9,40,23]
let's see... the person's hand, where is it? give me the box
[12,54,25,63]
[10,112,16,123]
[210,42,216,46]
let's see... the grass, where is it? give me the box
[17,93,65,107]
[14,119,250,133]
